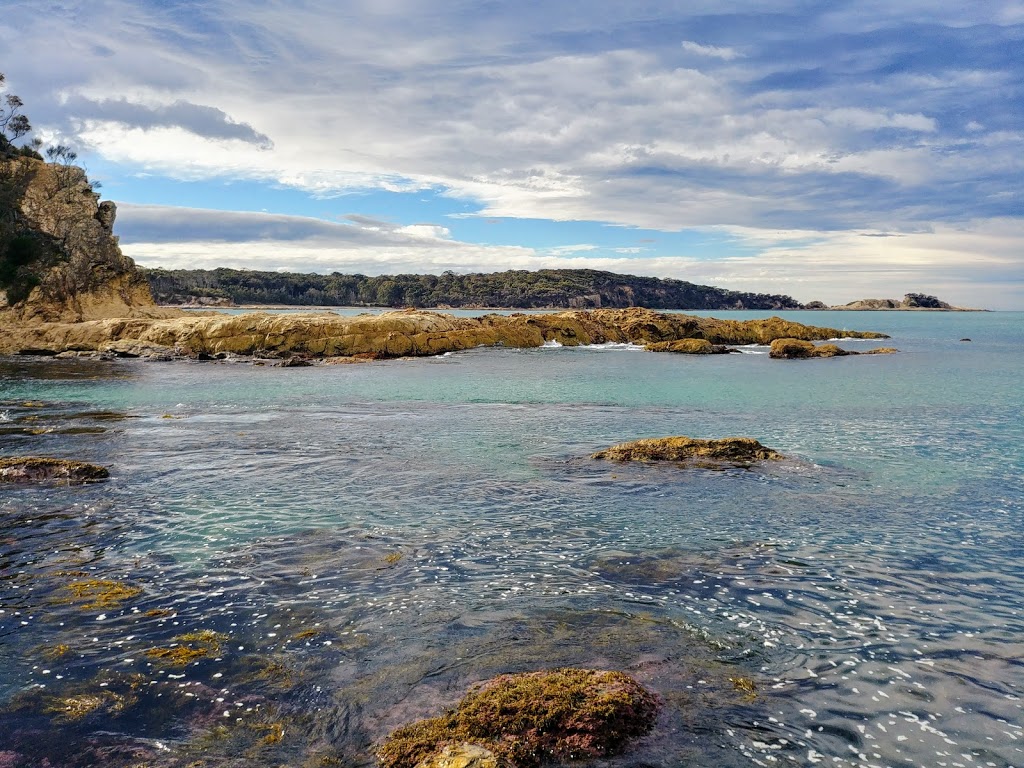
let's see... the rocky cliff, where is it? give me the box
[0,156,167,322]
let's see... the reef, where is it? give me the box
[592,436,784,467]
[768,338,899,359]
[377,668,659,768]
[1,305,891,360]
[0,456,109,483]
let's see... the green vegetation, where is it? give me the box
[144,266,804,310]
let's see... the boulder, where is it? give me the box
[0,457,109,483]
[592,436,783,466]
[378,668,658,768]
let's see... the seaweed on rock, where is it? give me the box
[378,668,659,768]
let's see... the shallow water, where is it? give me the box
[1,310,1022,767]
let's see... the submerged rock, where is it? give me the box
[378,668,659,768]
[0,456,109,483]
[768,338,899,359]
[593,436,783,466]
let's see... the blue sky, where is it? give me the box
[2,1,1022,307]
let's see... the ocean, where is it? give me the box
[1,309,1022,767]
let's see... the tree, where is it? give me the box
[1,73,32,152]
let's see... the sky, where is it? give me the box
[2,1,1022,308]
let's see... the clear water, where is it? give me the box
[1,311,1022,767]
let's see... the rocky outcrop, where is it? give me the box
[592,436,783,466]
[0,156,174,322]
[768,338,899,359]
[378,668,658,768]
[0,456,109,483]
[644,338,734,354]
[831,293,974,311]
[0,306,890,359]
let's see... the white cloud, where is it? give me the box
[2,1,1021,305]
[681,41,743,60]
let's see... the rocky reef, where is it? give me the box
[377,668,659,768]
[768,338,899,359]
[592,437,784,467]
[1,304,891,360]
[0,456,109,483]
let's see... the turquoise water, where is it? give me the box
[1,311,1022,767]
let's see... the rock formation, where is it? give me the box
[592,437,783,466]
[831,293,973,311]
[644,338,734,354]
[377,668,659,768]
[0,304,891,360]
[0,155,172,322]
[768,338,899,359]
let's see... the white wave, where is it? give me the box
[541,339,564,348]
[737,349,768,355]
[579,342,646,351]
[0,410,10,422]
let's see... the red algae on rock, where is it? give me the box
[377,668,659,768]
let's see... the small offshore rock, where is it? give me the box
[593,436,783,465]
[645,339,734,354]
[0,457,110,483]
[378,668,658,768]
[768,338,898,359]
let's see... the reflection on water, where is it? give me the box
[1,318,1023,767]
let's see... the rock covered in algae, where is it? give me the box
[644,338,734,354]
[1,305,889,358]
[377,668,659,768]
[0,456,109,483]
[768,338,899,359]
[592,436,783,465]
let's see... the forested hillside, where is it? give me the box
[143,267,803,310]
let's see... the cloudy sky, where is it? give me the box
[2,1,1022,307]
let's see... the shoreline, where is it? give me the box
[162,303,988,312]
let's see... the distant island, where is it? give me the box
[142,267,804,310]
[807,294,980,311]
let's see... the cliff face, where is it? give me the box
[0,156,161,321]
